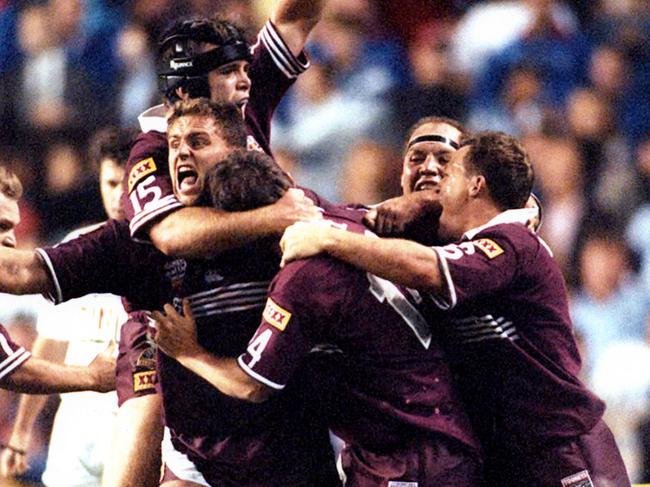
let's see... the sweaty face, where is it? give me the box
[438,146,473,241]
[401,122,462,195]
[0,193,20,248]
[168,115,234,206]
[208,59,251,112]
[99,159,126,221]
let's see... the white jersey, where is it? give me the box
[37,223,128,487]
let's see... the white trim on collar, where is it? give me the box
[462,208,538,240]
[138,104,168,133]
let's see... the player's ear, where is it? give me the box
[469,174,486,198]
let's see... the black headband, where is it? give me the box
[407,135,459,150]
[158,41,252,76]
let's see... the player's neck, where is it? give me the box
[458,201,501,236]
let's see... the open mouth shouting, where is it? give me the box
[176,164,201,197]
[414,176,441,192]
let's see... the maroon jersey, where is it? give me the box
[429,217,605,446]
[36,217,337,485]
[0,324,31,383]
[124,20,309,238]
[239,214,479,455]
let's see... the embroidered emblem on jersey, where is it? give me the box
[133,348,157,370]
[473,239,504,259]
[246,135,263,153]
[387,482,418,487]
[133,370,157,392]
[164,259,187,289]
[561,470,593,487]
[128,157,157,193]
[263,298,291,331]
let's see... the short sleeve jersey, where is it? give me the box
[0,323,31,383]
[123,21,309,238]
[430,220,605,444]
[238,215,479,453]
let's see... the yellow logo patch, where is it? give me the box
[262,298,292,331]
[473,239,504,259]
[133,370,157,392]
[128,157,157,193]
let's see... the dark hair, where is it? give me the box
[403,116,466,155]
[459,131,534,211]
[167,99,248,149]
[88,126,139,171]
[208,150,291,211]
[0,165,22,200]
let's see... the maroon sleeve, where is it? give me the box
[122,130,183,239]
[116,313,158,406]
[0,324,31,384]
[35,220,136,304]
[238,257,347,389]
[430,226,524,310]
[245,21,309,155]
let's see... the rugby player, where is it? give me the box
[125,0,326,255]
[0,127,161,487]
[280,131,630,487]
[0,100,338,486]
[0,166,114,399]
[152,149,484,486]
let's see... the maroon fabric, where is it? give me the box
[341,435,482,487]
[239,210,480,458]
[430,223,605,444]
[0,323,30,383]
[483,420,630,487]
[116,315,158,406]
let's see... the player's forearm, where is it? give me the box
[176,350,270,403]
[0,248,52,295]
[271,0,326,54]
[149,206,280,258]
[323,230,443,292]
[8,338,68,448]
[5,359,111,394]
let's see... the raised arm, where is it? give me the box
[0,247,52,296]
[149,188,321,258]
[151,301,271,403]
[271,0,327,56]
[280,222,444,292]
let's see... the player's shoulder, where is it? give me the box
[60,221,110,243]
[129,130,167,162]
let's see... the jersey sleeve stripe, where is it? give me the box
[258,21,309,79]
[0,347,31,381]
[428,248,457,310]
[129,198,184,237]
[35,248,63,304]
[237,355,285,390]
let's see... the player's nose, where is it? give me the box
[421,155,442,174]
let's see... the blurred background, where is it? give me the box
[0,0,649,484]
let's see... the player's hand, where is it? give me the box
[268,188,322,233]
[89,341,117,393]
[364,192,442,243]
[0,443,28,478]
[151,300,202,360]
[280,221,331,267]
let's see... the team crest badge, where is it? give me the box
[561,470,593,487]
[263,298,291,331]
[128,157,157,192]
[473,239,504,259]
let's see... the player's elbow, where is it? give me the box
[236,381,272,403]
[149,224,183,256]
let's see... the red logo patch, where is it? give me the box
[262,298,292,331]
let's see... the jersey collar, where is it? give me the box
[462,208,538,241]
[138,104,168,133]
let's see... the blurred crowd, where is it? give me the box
[0,0,649,484]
